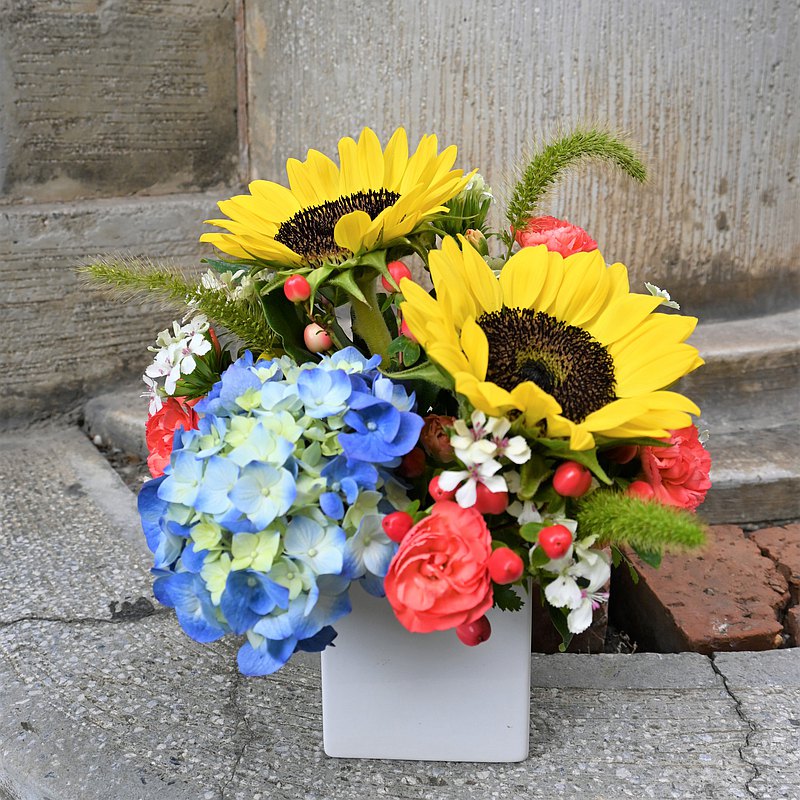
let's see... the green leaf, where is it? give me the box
[535,437,612,484]
[546,602,573,653]
[529,543,551,568]
[261,292,313,362]
[610,545,624,568]
[328,270,368,304]
[627,561,640,585]
[520,521,546,544]
[387,336,421,367]
[381,360,454,390]
[493,584,524,612]
[517,452,549,500]
[632,545,662,569]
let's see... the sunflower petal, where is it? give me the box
[459,316,489,379]
[333,210,371,254]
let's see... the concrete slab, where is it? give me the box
[2,425,798,799]
[713,651,800,800]
[0,427,153,623]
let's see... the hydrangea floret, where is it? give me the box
[139,347,423,674]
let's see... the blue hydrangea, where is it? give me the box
[139,349,423,675]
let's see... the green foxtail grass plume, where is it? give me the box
[79,255,279,356]
[576,490,706,554]
[505,128,647,239]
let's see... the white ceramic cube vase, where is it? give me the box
[321,584,532,762]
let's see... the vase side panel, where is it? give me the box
[321,586,531,762]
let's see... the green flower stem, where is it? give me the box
[351,274,392,363]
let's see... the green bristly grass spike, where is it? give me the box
[576,490,707,555]
[78,256,279,356]
[506,128,647,238]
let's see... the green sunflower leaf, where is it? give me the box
[534,437,613,484]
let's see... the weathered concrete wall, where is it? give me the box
[0,0,238,202]
[0,193,220,424]
[0,0,240,424]
[246,0,800,320]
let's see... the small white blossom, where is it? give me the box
[438,459,506,508]
[644,282,680,310]
[541,528,611,634]
[141,375,164,415]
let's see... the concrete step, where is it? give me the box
[1,426,798,797]
[680,308,800,435]
[82,310,800,526]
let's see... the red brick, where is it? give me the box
[612,525,789,654]
[786,606,800,646]
[751,524,800,604]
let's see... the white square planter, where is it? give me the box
[321,584,532,762]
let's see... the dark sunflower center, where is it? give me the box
[476,307,616,423]
[274,189,400,262]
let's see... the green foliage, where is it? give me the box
[387,335,421,368]
[576,491,707,555]
[505,128,647,238]
[78,256,279,356]
[493,584,524,612]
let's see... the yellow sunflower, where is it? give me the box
[400,237,704,451]
[200,127,473,267]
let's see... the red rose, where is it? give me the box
[419,414,456,463]
[639,426,712,511]
[514,215,597,258]
[145,397,200,478]
[384,502,494,633]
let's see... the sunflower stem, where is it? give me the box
[351,274,392,363]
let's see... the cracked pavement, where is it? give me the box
[1,426,799,799]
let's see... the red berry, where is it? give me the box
[607,445,638,464]
[628,480,655,500]
[381,261,413,293]
[538,524,573,560]
[283,274,311,303]
[456,615,492,646]
[429,475,456,502]
[487,547,524,584]
[474,483,509,515]
[303,323,332,353]
[552,461,593,498]
[398,447,426,478]
[382,511,414,543]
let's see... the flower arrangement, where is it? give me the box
[83,126,711,675]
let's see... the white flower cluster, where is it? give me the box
[541,531,611,635]
[437,410,530,507]
[142,315,212,413]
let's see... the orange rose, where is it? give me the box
[639,426,712,511]
[145,397,199,478]
[514,215,597,257]
[384,502,493,633]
